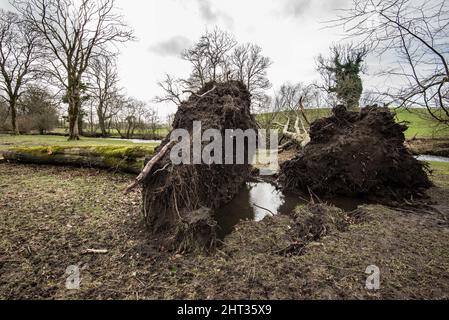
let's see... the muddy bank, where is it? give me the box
[407,138,449,158]
[279,106,432,202]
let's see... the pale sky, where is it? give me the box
[1,0,386,118]
[116,0,353,117]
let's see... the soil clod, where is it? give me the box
[141,81,257,252]
[279,105,432,202]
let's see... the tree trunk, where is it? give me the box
[97,107,107,137]
[77,110,84,136]
[68,108,80,140]
[9,100,19,135]
[67,86,80,141]
[2,146,150,174]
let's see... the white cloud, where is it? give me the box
[1,0,387,119]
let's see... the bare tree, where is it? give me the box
[0,100,8,129]
[0,10,41,134]
[88,54,120,136]
[144,106,160,138]
[18,84,59,134]
[13,0,134,140]
[181,44,209,88]
[157,28,272,111]
[154,74,186,107]
[113,97,147,139]
[197,27,237,82]
[256,94,279,129]
[335,0,449,123]
[166,112,175,130]
[231,43,273,108]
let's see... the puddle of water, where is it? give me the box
[214,182,363,239]
[416,155,449,163]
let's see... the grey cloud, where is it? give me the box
[282,0,351,18]
[149,36,193,57]
[196,0,234,29]
[197,0,217,22]
[283,0,312,17]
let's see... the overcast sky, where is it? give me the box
[117,0,354,117]
[1,0,385,118]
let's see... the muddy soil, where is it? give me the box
[141,81,257,251]
[1,162,449,299]
[279,106,432,202]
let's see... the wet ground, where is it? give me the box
[214,182,364,239]
[1,162,449,299]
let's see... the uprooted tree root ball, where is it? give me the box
[279,105,433,202]
[140,81,257,252]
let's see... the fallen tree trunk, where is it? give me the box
[2,146,154,174]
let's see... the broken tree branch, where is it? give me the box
[252,203,275,216]
[282,115,311,148]
[183,86,217,98]
[298,96,311,126]
[124,141,176,194]
[82,249,108,255]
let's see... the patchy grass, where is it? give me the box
[51,127,170,138]
[429,161,449,175]
[394,108,449,139]
[0,134,159,152]
[1,161,449,299]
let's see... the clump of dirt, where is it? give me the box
[142,81,257,252]
[222,204,352,258]
[279,105,432,202]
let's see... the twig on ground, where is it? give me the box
[82,249,108,255]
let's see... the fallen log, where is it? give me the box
[2,145,154,174]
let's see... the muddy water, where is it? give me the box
[214,182,364,239]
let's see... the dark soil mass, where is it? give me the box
[279,105,432,201]
[142,81,257,251]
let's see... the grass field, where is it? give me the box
[52,127,170,138]
[394,109,449,139]
[0,134,158,153]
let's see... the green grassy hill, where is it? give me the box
[257,108,449,139]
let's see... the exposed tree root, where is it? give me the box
[279,105,433,202]
[141,81,257,252]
